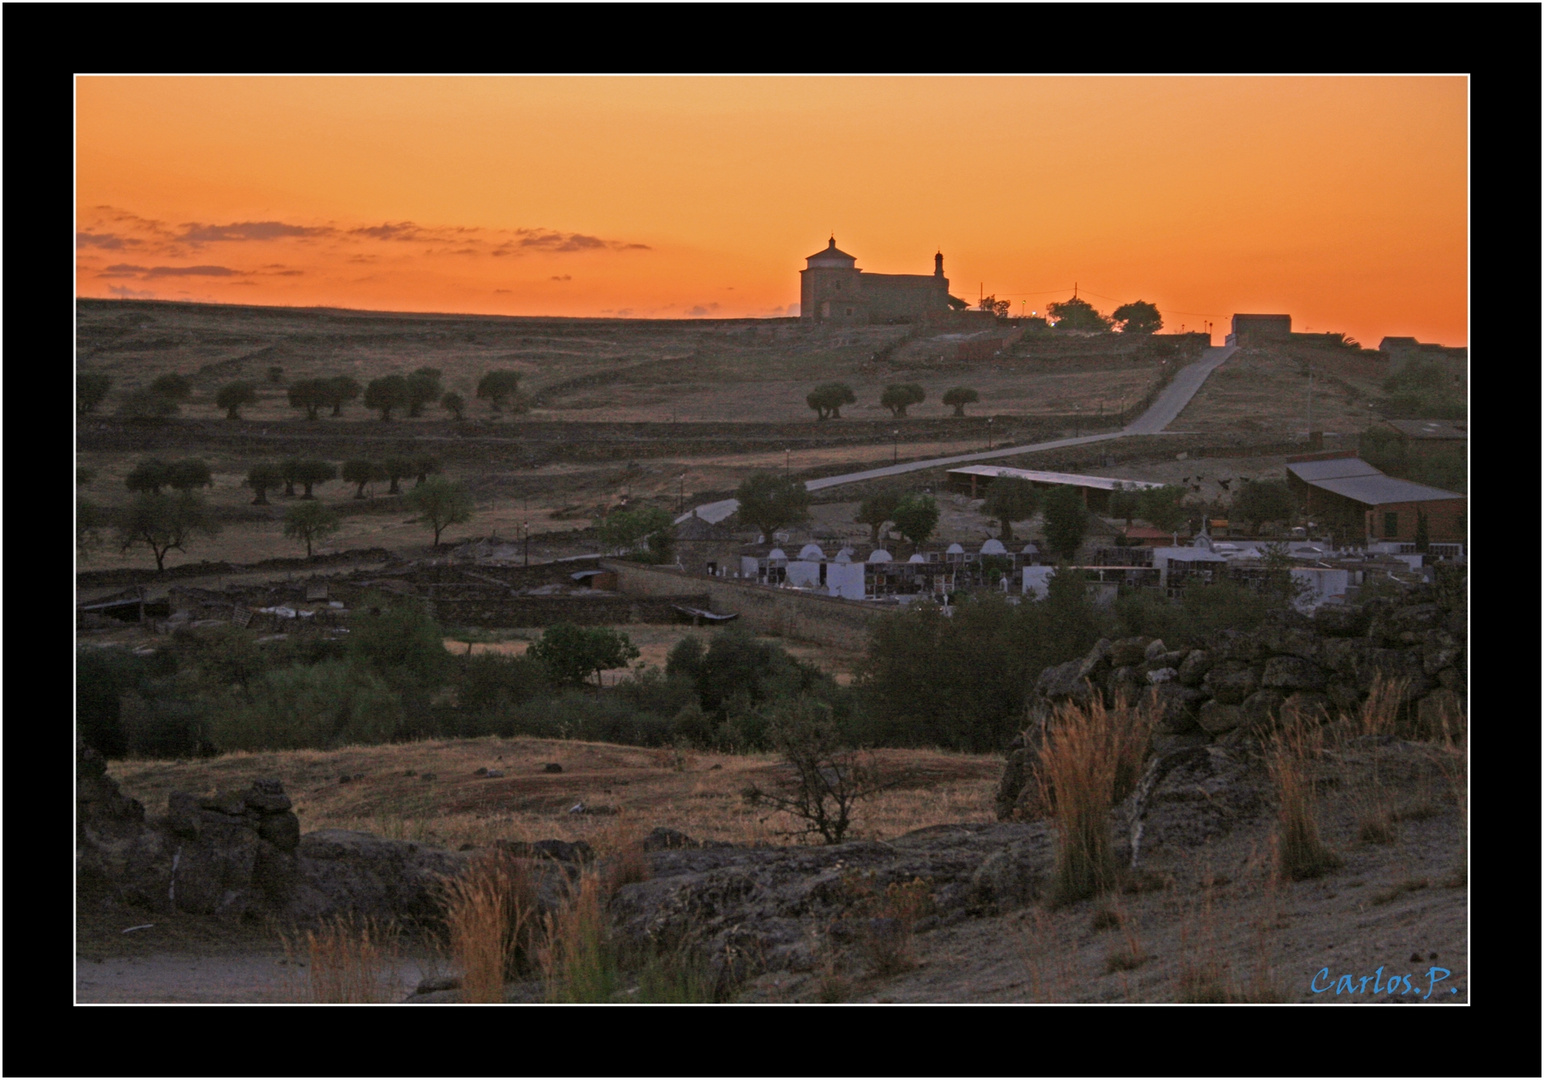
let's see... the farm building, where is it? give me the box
[946,465,1165,513]
[799,237,956,325]
[1285,453,1465,545]
[1226,313,1292,345]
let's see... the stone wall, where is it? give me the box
[604,560,887,649]
[996,592,1467,820]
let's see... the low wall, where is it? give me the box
[426,593,708,628]
[604,560,887,649]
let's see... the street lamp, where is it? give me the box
[986,417,994,451]
[892,430,898,464]
[523,521,530,567]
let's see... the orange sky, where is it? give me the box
[75,76,1467,346]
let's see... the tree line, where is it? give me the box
[76,368,527,422]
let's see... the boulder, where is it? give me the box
[969,838,1051,912]
[1202,662,1259,705]
[1261,656,1327,692]
[1146,667,1178,685]
[641,827,701,853]
[1240,689,1286,730]
[257,811,302,852]
[1177,650,1212,687]
[1196,701,1243,735]
[1261,626,1320,660]
[1109,637,1151,667]
[1151,684,1205,735]
[1421,630,1462,676]
[1325,681,1363,717]
[1121,747,1264,865]
[286,830,467,925]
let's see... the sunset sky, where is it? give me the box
[75,76,1467,346]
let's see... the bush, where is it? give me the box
[741,697,896,844]
[212,660,404,751]
[507,691,675,746]
[347,595,453,692]
[528,624,639,691]
[458,653,550,715]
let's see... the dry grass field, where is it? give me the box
[105,736,1001,854]
[1174,341,1394,438]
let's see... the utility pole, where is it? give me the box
[892,430,898,464]
[523,522,530,567]
[1306,358,1314,443]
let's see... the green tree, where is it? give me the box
[599,506,676,562]
[244,462,284,506]
[78,372,113,414]
[978,295,1011,318]
[383,455,415,495]
[215,381,258,419]
[293,459,337,499]
[364,375,411,420]
[412,453,442,486]
[1048,296,1112,332]
[806,382,856,420]
[406,477,474,546]
[321,375,361,417]
[1041,484,1089,561]
[1108,483,1141,527]
[117,492,220,572]
[347,595,453,692]
[476,370,524,413]
[735,472,811,543]
[942,386,979,417]
[982,477,1039,543]
[166,459,213,493]
[1231,479,1294,533]
[287,378,331,420]
[212,660,403,752]
[125,458,172,494]
[529,623,640,693]
[341,459,387,498]
[283,500,341,557]
[442,391,466,421]
[150,373,193,402]
[279,457,304,498]
[406,367,443,417]
[891,493,940,549]
[880,383,926,418]
[1136,484,1189,532]
[1111,300,1163,334]
[855,490,903,544]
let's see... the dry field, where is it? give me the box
[104,736,1001,854]
[1174,342,1397,438]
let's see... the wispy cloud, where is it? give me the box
[107,284,157,299]
[179,220,333,242]
[551,274,572,282]
[685,302,721,316]
[100,263,243,279]
[77,232,141,251]
[350,222,424,241]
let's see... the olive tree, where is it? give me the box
[117,492,220,572]
[982,477,1039,543]
[942,387,979,417]
[216,381,258,419]
[341,459,387,498]
[476,370,524,414]
[364,375,411,421]
[855,490,902,544]
[880,383,926,418]
[78,372,113,414]
[245,462,284,505]
[735,472,810,543]
[406,477,474,546]
[806,382,856,421]
[283,500,341,558]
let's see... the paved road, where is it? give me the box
[679,344,1237,525]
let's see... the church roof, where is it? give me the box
[806,237,857,264]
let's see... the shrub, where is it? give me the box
[441,850,540,1001]
[458,653,549,715]
[528,624,639,692]
[212,660,403,751]
[347,595,453,693]
[1035,702,1122,906]
[292,915,401,1003]
[741,696,897,844]
[539,871,619,1002]
[1269,719,1342,881]
[508,690,675,747]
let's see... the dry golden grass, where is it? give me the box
[285,915,400,1003]
[1034,695,1156,906]
[538,871,618,1002]
[1268,720,1342,882]
[440,849,540,1003]
[107,737,1001,856]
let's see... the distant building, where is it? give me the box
[1284,453,1465,545]
[1226,313,1292,346]
[947,465,1165,513]
[1378,336,1468,367]
[800,237,956,325]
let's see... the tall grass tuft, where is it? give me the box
[441,850,540,1003]
[292,915,401,1003]
[1357,674,1410,739]
[539,871,620,1003]
[1035,695,1155,907]
[1268,720,1342,881]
